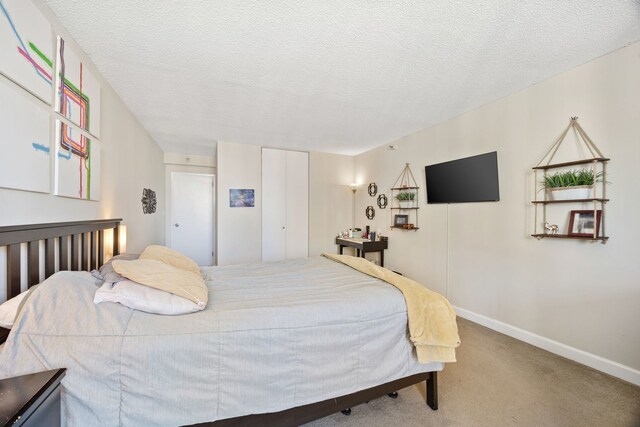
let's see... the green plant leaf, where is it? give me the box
[542,168,602,189]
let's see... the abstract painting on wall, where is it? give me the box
[229,189,255,207]
[54,119,101,200]
[0,81,50,193]
[55,37,101,138]
[0,0,54,104]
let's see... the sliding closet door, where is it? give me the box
[262,148,309,262]
[285,150,308,259]
[262,148,286,261]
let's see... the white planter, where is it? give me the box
[547,185,592,200]
[399,201,415,208]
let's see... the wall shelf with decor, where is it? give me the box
[390,164,420,230]
[531,117,609,243]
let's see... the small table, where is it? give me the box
[0,369,66,426]
[335,237,388,267]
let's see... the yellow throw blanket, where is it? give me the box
[323,253,460,363]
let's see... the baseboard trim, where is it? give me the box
[453,306,640,387]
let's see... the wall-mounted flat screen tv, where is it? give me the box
[425,151,500,204]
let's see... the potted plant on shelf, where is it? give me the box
[542,169,602,200]
[396,191,416,208]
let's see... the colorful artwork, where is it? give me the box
[229,189,255,207]
[54,119,101,200]
[0,81,50,193]
[55,37,101,137]
[0,0,53,103]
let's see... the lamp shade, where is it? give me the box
[118,225,127,254]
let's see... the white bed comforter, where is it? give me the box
[0,257,443,426]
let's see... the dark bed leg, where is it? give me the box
[426,372,438,410]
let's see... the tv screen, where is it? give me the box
[425,151,500,204]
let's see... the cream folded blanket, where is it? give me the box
[323,253,460,363]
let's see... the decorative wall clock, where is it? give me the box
[368,182,378,197]
[366,206,375,219]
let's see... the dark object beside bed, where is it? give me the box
[0,219,439,425]
[0,368,66,426]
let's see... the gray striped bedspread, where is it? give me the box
[0,256,443,426]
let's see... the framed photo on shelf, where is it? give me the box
[394,214,409,227]
[568,210,602,237]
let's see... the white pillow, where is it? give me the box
[94,279,203,315]
[0,291,29,328]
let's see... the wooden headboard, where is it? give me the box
[0,218,122,344]
[0,218,122,301]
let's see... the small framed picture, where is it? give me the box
[229,189,255,207]
[568,210,602,237]
[394,214,409,227]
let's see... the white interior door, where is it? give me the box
[171,172,215,266]
[262,148,286,262]
[285,150,309,259]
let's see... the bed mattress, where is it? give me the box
[0,256,443,426]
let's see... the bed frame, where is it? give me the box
[0,218,439,426]
[0,218,123,342]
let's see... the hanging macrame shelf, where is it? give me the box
[390,163,420,230]
[531,117,610,242]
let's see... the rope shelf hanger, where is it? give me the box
[392,163,419,189]
[390,163,420,230]
[535,116,608,168]
[531,117,610,243]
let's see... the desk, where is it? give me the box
[335,237,388,267]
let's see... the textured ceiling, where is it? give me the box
[43,1,640,156]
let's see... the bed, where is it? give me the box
[0,219,455,426]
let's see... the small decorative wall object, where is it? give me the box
[393,214,408,227]
[54,120,101,200]
[377,194,388,209]
[55,37,101,137]
[230,189,255,207]
[368,182,377,197]
[0,0,54,103]
[365,206,375,219]
[543,222,558,235]
[390,163,420,230]
[0,82,50,193]
[141,188,157,214]
[531,117,609,242]
[568,210,602,237]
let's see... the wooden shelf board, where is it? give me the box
[532,158,609,170]
[531,198,609,204]
[390,186,420,190]
[531,234,609,241]
[391,226,420,230]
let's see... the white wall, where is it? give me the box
[309,152,354,256]
[217,145,354,263]
[354,42,640,383]
[0,3,165,254]
[216,141,262,265]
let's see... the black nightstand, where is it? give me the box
[0,369,66,426]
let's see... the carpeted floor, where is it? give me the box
[305,318,640,427]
